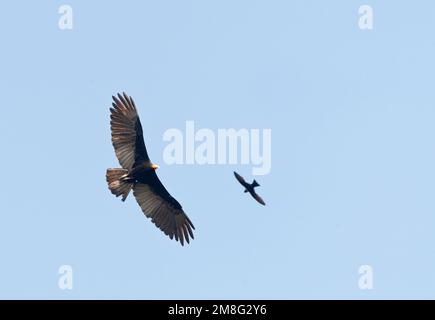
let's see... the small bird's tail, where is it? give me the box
[106,168,133,201]
[252,180,260,188]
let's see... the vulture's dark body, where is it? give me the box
[129,166,183,211]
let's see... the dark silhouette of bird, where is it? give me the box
[106,93,194,246]
[233,171,266,206]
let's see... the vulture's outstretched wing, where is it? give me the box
[110,93,150,170]
[133,171,195,246]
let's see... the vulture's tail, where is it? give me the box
[106,168,133,201]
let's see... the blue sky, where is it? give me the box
[1,1,435,299]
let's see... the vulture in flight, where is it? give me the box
[234,171,266,206]
[106,93,195,246]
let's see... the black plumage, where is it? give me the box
[233,171,266,206]
[106,93,194,246]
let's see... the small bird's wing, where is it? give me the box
[133,171,195,246]
[234,171,249,188]
[110,93,150,170]
[251,191,266,206]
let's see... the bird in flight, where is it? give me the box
[233,171,266,206]
[106,93,195,246]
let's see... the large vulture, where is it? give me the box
[106,93,195,245]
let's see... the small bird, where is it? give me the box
[233,171,266,206]
[106,93,195,246]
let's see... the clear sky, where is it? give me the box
[1,1,435,299]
